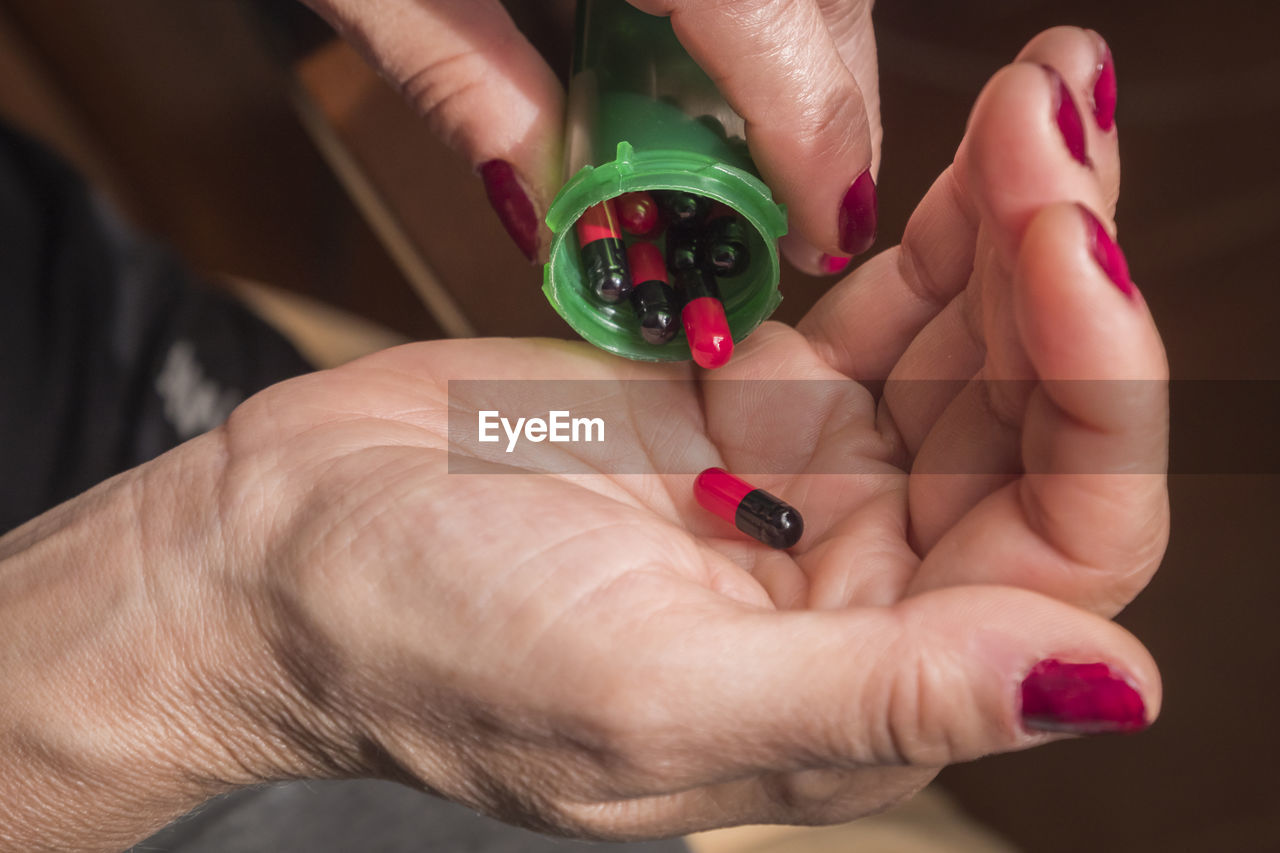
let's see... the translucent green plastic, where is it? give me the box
[543,1,787,362]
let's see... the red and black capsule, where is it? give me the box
[694,467,804,549]
[626,241,680,345]
[698,211,751,277]
[576,200,632,303]
[616,191,662,238]
[672,267,732,369]
[655,189,710,227]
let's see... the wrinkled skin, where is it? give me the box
[196,27,1166,839]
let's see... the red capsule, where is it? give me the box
[682,297,732,368]
[617,191,661,237]
[673,268,732,369]
[694,468,804,549]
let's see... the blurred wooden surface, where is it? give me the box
[0,1,1277,851]
[0,0,441,340]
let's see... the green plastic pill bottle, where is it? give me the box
[542,0,788,362]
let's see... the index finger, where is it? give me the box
[632,0,879,261]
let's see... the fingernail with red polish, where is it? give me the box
[1041,65,1090,167]
[1078,204,1136,298]
[838,170,878,256]
[479,160,540,263]
[1021,659,1148,734]
[1090,32,1117,132]
[821,254,852,275]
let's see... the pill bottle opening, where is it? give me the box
[544,142,787,363]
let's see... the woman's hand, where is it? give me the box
[0,27,1160,851]
[206,25,1158,838]
[300,0,881,272]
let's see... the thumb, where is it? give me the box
[551,585,1160,835]
[303,0,565,263]
[693,585,1159,772]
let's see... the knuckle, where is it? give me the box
[866,635,965,767]
[761,768,850,818]
[818,0,876,38]
[554,657,721,796]
[577,682,685,784]
[770,72,869,164]
[398,50,493,146]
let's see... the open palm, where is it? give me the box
[215,28,1165,840]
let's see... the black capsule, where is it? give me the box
[671,265,721,303]
[655,190,710,227]
[699,215,751,277]
[735,489,804,549]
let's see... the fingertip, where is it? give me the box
[779,233,853,278]
[821,254,853,276]
[1019,658,1156,735]
[838,169,879,257]
[1013,26,1122,207]
[902,587,1163,744]
[1076,203,1134,299]
[478,159,544,263]
[962,61,1109,259]
[1015,203,1163,383]
[1085,30,1118,132]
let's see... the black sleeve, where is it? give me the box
[0,122,313,533]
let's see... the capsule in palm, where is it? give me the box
[576,200,631,303]
[694,467,804,549]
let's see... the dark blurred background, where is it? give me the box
[1,1,1276,850]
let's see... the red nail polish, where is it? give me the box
[838,170,878,256]
[821,254,852,275]
[479,160,539,263]
[1090,34,1117,132]
[1078,204,1136,298]
[1040,65,1091,167]
[1021,659,1147,734]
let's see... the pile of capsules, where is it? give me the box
[575,189,751,369]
